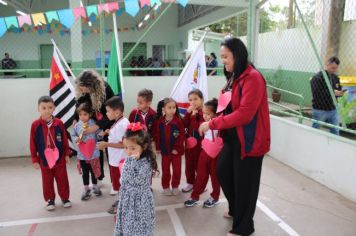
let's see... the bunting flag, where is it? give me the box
[46,11,59,23]
[32,13,47,26]
[140,0,151,7]
[150,0,161,6]
[86,5,99,17]
[18,15,32,27]
[57,9,75,28]
[170,40,208,115]
[162,0,175,2]
[5,16,19,29]
[0,18,6,38]
[177,0,189,7]
[108,2,120,12]
[73,7,87,20]
[125,0,140,17]
[49,47,76,129]
[107,33,124,97]
[98,3,110,14]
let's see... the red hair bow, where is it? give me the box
[127,122,144,132]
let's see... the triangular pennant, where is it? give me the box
[150,0,161,6]
[73,7,87,20]
[98,3,110,14]
[177,0,188,7]
[107,2,120,12]
[18,15,32,27]
[5,16,19,29]
[140,0,150,7]
[116,8,125,16]
[32,13,47,26]
[0,18,7,38]
[86,5,98,17]
[57,9,75,28]
[125,0,140,17]
[46,11,59,23]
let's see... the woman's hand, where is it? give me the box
[97,141,108,150]
[171,149,178,155]
[199,122,210,136]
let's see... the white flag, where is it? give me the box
[170,41,208,115]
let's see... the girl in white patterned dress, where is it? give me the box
[114,122,158,236]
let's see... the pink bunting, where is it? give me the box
[140,0,151,7]
[108,2,119,12]
[73,7,87,20]
[18,15,32,27]
[98,3,110,14]
[161,0,175,2]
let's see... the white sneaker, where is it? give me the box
[46,200,55,211]
[172,188,179,196]
[62,200,72,208]
[162,188,172,196]
[110,187,118,196]
[182,184,193,193]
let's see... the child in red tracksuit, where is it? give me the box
[184,98,221,208]
[182,89,205,193]
[154,98,185,196]
[30,96,71,211]
[129,89,156,138]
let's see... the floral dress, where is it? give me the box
[114,157,155,236]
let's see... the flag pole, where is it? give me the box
[50,38,76,84]
[112,13,125,100]
[170,29,209,96]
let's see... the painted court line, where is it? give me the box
[0,199,299,236]
[167,208,187,236]
[27,223,38,236]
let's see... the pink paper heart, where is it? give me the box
[78,138,96,159]
[217,91,232,113]
[96,112,103,121]
[44,147,59,168]
[186,137,197,149]
[201,137,224,158]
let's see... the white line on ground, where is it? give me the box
[257,200,300,236]
[167,208,187,236]
[0,199,299,236]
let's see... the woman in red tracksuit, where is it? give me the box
[154,98,185,196]
[182,89,205,193]
[199,38,270,236]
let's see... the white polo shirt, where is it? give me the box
[108,117,130,167]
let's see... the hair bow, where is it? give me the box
[127,122,143,132]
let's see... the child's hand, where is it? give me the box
[97,141,108,150]
[33,162,40,169]
[187,106,194,114]
[65,156,70,164]
[76,137,83,144]
[172,149,178,155]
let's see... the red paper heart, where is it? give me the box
[96,112,103,121]
[201,137,224,158]
[44,147,59,168]
[119,159,125,173]
[186,137,197,149]
[217,91,232,113]
[78,138,96,159]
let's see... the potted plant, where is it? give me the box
[268,67,284,103]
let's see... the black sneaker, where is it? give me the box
[46,200,55,211]
[107,201,118,214]
[92,186,102,196]
[184,199,198,207]
[203,197,219,208]
[81,189,91,201]
[62,199,72,208]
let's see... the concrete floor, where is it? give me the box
[0,155,356,236]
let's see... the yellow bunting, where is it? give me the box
[32,13,47,26]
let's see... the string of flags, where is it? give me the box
[0,0,189,38]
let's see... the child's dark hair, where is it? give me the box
[124,127,159,176]
[188,89,204,100]
[156,97,180,120]
[204,98,218,114]
[138,89,153,102]
[38,96,54,105]
[76,103,93,115]
[105,96,124,112]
